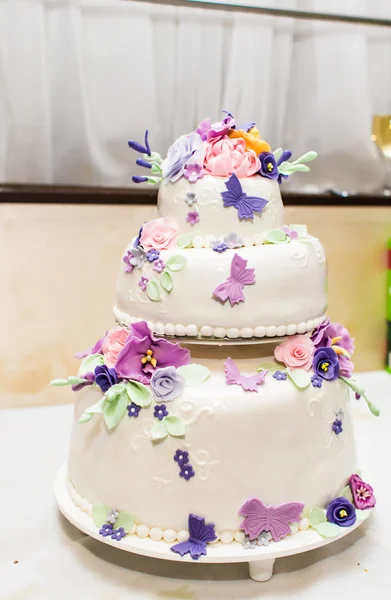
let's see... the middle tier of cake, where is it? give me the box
[115,237,327,339]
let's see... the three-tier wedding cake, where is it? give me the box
[53,114,378,560]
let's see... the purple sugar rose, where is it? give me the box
[259,152,279,180]
[94,365,119,393]
[311,319,354,355]
[312,347,340,381]
[326,497,356,527]
[151,366,185,401]
[162,133,204,183]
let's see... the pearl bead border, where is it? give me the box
[113,306,327,340]
[67,478,310,545]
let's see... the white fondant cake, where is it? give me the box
[53,114,378,560]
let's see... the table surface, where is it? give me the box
[2,371,391,600]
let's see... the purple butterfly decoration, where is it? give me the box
[170,514,217,560]
[221,173,268,220]
[239,498,304,542]
[224,357,267,392]
[212,253,255,306]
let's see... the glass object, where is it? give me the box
[372,115,391,195]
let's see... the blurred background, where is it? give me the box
[1,0,391,407]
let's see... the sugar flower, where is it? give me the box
[185,192,197,206]
[311,374,323,388]
[204,137,260,178]
[94,365,119,393]
[111,527,126,541]
[259,152,279,180]
[212,242,229,253]
[196,113,235,142]
[180,463,195,481]
[332,418,343,435]
[162,133,204,183]
[273,370,287,381]
[228,126,271,155]
[123,246,146,272]
[184,163,204,183]
[153,258,165,273]
[326,497,356,527]
[138,276,149,291]
[154,403,169,420]
[312,347,340,381]
[140,217,178,251]
[186,211,199,226]
[151,366,185,401]
[74,333,106,359]
[146,248,160,262]
[223,232,244,249]
[349,474,376,510]
[127,402,141,418]
[274,335,315,371]
[174,449,189,466]
[99,523,113,537]
[102,328,128,368]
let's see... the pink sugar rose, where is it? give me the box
[274,335,315,371]
[139,217,178,251]
[102,327,128,368]
[203,137,260,178]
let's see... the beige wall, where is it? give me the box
[2,203,390,408]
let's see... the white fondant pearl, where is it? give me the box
[209,533,220,544]
[185,324,198,337]
[234,531,245,543]
[130,524,137,535]
[192,236,204,248]
[136,524,150,538]
[276,325,287,337]
[240,327,254,338]
[243,235,254,247]
[163,529,177,543]
[220,531,234,544]
[297,321,306,334]
[254,326,266,338]
[227,328,240,339]
[254,233,263,245]
[286,324,297,336]
[177,530,189,543]
[174,324,186,337]
[200,325,213,337]
[149,527,163,541]
[214,327,226,339]
[154,322,165,335]
[299,518,310,531]
[164,323,175,336]
[266,325,278,337]
[147,321,154,331]
[205,235,215,248]
[306,320,315,332]
[290,522,299,535]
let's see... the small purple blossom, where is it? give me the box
[311,374,323,388]
[153,259,165,273]
[138,276,149,291]
[111,527,126,541]
[312,347,340,381]
[127,403,141,418]
[71,370,95,392]
[174,449,189,467]
[272,370,287,381]
[185,192,197,207]
[179,463,195,481]
[332,419,343,435]
[259,152,279,180]
[123,251,135,273]
[146,248,160,262]
[154,404,169,420]
[213,242,229,253]
[94,365,119,393]
[186,211,199,226]
[184,163,204,183]
[99,523,113,537]
[195,114,236,142]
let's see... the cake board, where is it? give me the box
[54,463,371,582]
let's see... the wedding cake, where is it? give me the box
[53,114,378,560]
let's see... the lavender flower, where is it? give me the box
[154,404,169,421]
[184,163,204,183]
[179,463,195,481]
[186,211,199,226]
[151,366,185,401]
[355,392,361,400]
[223,232,244,249]
[153,259,165,273]
[127,403,141,418]
[257,531,272,546]
[99,523,113,537]
[332,419,343,435]
[94,365,119,393]
[161,133,204,183]
[106,508,119,525]
[273,371,287,381]
[146,249,160,262]
[111,527,126,541]
[123,246,146,272]
[243,534,257,549]
[138,276,149,291]
[259,152,279,180]
[185,192,197,206]
[311,374,323,388]
[174,449,189,467]
[213,242,229,253]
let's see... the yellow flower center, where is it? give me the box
[141,349,157,368]
[339,509,348,518]
[321,361,329,372]
[267,162,274,172]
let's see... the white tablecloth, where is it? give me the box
[1,372,391,599]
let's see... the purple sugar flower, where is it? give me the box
[332,418,343,435]
[71,371,96,392]
[195,113,235,142]
[312,347,340,381]
[151,366,185,401]
[154,404,169,420]
[184,163,204,183]
[196,117,212,141]
[138,276,149,291]
[185,192,197,206]
[326,497,356,527]
[310,318,331,347]
[223,232,244,249]
[259,152,279,180]
[180,463,195,481]
[94,365,119,393]
[186,211,200,226]
[276,150,292,184]
[213,242,229,253]
[337,353,354,378]
[127,402,141,418]
[146,248,160,262]
[273,370,287,381]
[311,374,323,388]
[115,321,190,384]
[133,225,143,248]
[123,246,146,273]
[99,523,113,537]
[162,133,204,183]
[174,449,189,466]
[311,319,354,356]
[111,527,126,541]
[153,259,165,273]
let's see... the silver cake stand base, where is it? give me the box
[54,463,371,582]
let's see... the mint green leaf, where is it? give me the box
[50,378,69,386]
[301,505,311,519]
[309,507,327,530]
[285,164,310,173]
[355,509,367,523]
[177,233,194,249]
[163,416,186,437]
[92,504,110,528]
[293,151,318,164]
[146,279,161,302]
[105,383,126,402]
[161,270,174,293]
[126,380,152,407]
[78,353,104,377]
[287,367,311,390]
[177,364,211,386]
[151,420,168,441]
[317,522,341,538]
[103,391,128,430]
[273,147,283,161]
[257,362,282,374]
[78,397,106,424]
[166,254,187,272]
[339,485,353,503]
[115,511,135,533]
[79,412,94,424]
[263,229,289,245]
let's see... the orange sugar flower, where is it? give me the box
[229,126,271,155]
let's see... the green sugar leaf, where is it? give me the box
[177,364,211,386]
[177,233,194,249]
[50,379,69,387]
[115,511,135,533]
[355,509,367,523]
[273,147,283,161]
[68,376,90,385]
[256,362,282,374]
[78,397,106,424]
[151,420,168,441]
[126,380,152,407]
[166,254,187,272]
[285,164,310,173]
[317,522,341,538]
[301,505,311,519]
[105,383,126,402]
[263,229,289,245]
[92,503,110,528]
[287,367,311,390]
[103,391,128,430]
[146,279,162,302]
[78,353,104,377]
[163,416,186,437]
[339,485,354,503]
[293,151,318,164]
[161,270,174,293]
[340,376,365,396]
[309,507,327,530]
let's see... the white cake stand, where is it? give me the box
[54,463,371,582]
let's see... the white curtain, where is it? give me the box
[0,0,390,192]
